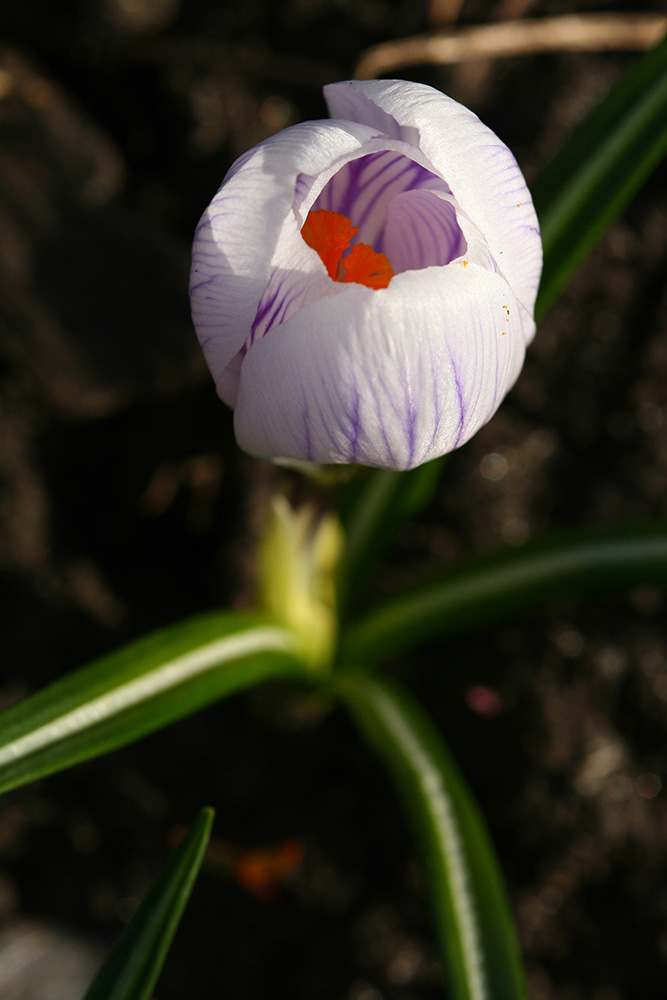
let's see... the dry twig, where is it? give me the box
[355,13,667,79]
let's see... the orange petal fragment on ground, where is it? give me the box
[301,209,358,280]
[234,838,306,901]
[342,242,394,289]
[301,209,393,288]
[169,827,306,901]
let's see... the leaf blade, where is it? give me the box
[533,30,667,317]
[341,524,667,663]
[337,458,446,614]
[336,673,526,1000]
[83,806,214,1000]
[0,612,307,794]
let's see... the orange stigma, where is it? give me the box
[301,209,393,289]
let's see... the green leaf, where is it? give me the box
[83,806,214,1000]
[335,673,526,1000]
[337,457,446,614]
[341,524,667,664]
[0,612,308,795]
[533,30,667,318]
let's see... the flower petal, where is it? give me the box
[324,80,542,325]
[312,149,451,251]
[218,224,347,405]
[190,118,385,386]
[234,263,525,470]
[382,189,466,271]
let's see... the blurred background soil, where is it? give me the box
[1,1,667,997]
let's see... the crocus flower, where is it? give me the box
[190,80,542,470]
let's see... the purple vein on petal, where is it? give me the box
[412,206,442,268]
[313,368,355,461]
[398,352,419,470]
[383,190,467,273]
[352,158,421,240]
[266,283,305,337]
[293,171,317,217]
[319,371,362,464]
[367,380,397,469]
[353,153,414,242]
[250,278,285,344]
[451,355,466,448]
[190,275,218,293]
[424,339,441,459]
[405,390,417,470]
[330,156,370,219]
[302,405,313,462]
[249,266,333,347]
[371,366,414,470]
[346,383,362,463]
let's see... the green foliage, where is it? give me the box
[533,31,667,317]
[258,496,343,670]
[336,458,446,613]
[335,672,526,1000]
[341,525,667,664]
[0,612,307,795]
[83,807,214,1000]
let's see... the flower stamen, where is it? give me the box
[302,209,393,289]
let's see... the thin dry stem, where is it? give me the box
[355,13,667,79]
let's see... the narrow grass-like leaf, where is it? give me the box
[84,806,214,1000]
[335,673,526,1000]
[0,612,307,795]
[337,458,445,614]
[533,30,667,317]
[341,525,667,664]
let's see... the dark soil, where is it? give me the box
[1,1,666,998]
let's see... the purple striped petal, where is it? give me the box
[190,117,385,388]
[246,236,335,349]
[383,190,466,271]
[324,80,542,327]
[234,263,526,470]
[312,150,451,251]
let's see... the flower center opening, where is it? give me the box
[301,209,394,290]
